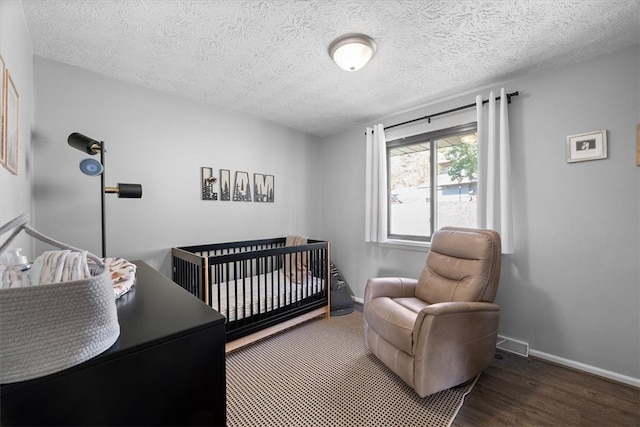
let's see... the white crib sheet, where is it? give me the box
[211,269,324,321]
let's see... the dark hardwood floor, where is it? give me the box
[454,351,640,427]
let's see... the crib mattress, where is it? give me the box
[211,269,324,321]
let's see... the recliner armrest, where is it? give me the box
[364,277,418,302]
[422,301,499,316]
[413,301,500,357]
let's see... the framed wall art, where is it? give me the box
[254,173,274,203]
[232,171,251,202]
[220,169,231,201]
[566,130,607,163]
[0,54,6,167]
[4,69,18,175]
[201,167,218,200]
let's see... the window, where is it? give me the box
[387,123,478,242]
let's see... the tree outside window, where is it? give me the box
[387,125,477,242]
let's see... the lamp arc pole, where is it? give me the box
[99,141,106,258]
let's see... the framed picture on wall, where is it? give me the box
[0,54,6,167]
[201,167,218,200]
[220,169,231,201]
[254,173,274,203]
[233,171,252,202]
[566,130,607,163]
[4,69,18,175]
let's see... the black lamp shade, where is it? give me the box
[115,183,142,198]
[68,133,101,155]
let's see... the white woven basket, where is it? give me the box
[0,214,120,384]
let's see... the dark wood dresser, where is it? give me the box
[0,261,226,426]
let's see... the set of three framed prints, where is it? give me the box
[0,54,19,175]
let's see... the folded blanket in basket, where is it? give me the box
[0,251,136,298]
[1,250,93,289]
[0,264,28,289]
[0,213,122,384]
[30,250,92,286]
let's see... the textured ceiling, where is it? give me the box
[22,0,640,137]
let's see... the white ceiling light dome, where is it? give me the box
[328,33,376,72]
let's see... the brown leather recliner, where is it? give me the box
[363,226,502,397]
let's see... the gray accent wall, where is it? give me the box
[32,57,323,276]
[0,0,34,258]
[321,46,640,381]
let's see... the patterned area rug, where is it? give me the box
[226,311,478,427]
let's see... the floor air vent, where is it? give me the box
[496,335,530,358]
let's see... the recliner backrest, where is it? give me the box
[415,227,502,304]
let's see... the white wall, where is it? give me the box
[32,57,322,276]
[321,46,640,383]
[0,0,34,258]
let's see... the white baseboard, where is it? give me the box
[497,335,529,357]
[529,349,640,388]
[353,296,364,304]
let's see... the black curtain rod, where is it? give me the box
[382,91,519,131]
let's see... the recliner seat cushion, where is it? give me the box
[365,297,426,355]
[393,297,429,314]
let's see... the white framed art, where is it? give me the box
[566,130,607,163]
[4,68,18,175]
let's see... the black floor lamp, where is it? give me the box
[68,132,142,258]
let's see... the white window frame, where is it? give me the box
[385,122,478,245]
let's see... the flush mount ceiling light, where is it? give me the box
[328,33,376,72]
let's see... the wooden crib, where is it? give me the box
[171,237,330,351]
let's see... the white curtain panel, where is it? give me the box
[476,88,514,253]
[364,124,388,243]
